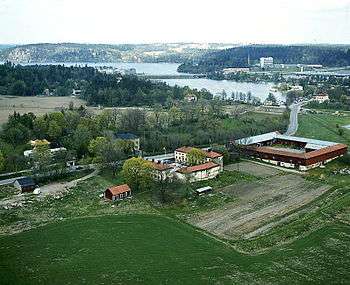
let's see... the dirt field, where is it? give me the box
[189,174,331,240]
[0,96,87,125]
[0,96,152,126]
[225,161,282,177]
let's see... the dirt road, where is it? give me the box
[0,169,98,207]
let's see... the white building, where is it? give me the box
[24,147,67,157]
[174,147,223,171]
[260,57,274,68]
[313,93,329,103]
[176,162,221,182]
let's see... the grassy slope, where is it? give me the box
[0,162,349,284]
[0,215,349,285]
[296,113,350,144]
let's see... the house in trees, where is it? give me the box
[105,184,132,201]
[115,133,140,152]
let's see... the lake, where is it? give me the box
[8,62,285,102]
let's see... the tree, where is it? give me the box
[88,137,108,158]
[47,120,63,141]
[187,148,206,166]
[0,150,5,172]
[10,80,26,96]
[31,145,52,176]
[266,93,277,105]
[122,157,153,191]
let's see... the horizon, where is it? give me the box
[2,42,350,47]
[1,0,349,45]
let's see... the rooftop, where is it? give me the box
[175,147,222,159]
[15,177,35,187]
[235,132,338,149]
[176,162,219,174]
[252,143,347,160]
[150,162,172,171]
[115,133,139,140]
[107,184,131,195]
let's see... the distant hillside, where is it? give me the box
[0,43,235,64]
[178,45,350,73]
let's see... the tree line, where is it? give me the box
[0,99,288,173]
[178,45,350,73]
[0,62,212,106]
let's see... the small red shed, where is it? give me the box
[105,184,132,201]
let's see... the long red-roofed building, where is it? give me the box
[235,132,348,171]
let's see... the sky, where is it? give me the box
[0,0,349,45]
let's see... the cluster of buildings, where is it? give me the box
[235,131,348,171]
[147,146,223,183]
[104,146,224,201]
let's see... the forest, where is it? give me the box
[178,45,350,73]
[0,62,212,106]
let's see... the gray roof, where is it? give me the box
[235,132,338,149]
[235,131,279,145]
[15,177,35,187]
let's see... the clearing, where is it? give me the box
[0,96,87,125]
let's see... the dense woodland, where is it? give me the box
[178,45,350,73]
[0,63,212,106]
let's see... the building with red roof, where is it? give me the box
[150,161,173,181]
[105,184,132,201]
[176,162,220,182]
[235,132,348,171]
[175,146,223,171]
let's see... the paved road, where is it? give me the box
[284,102,304,136]
[0,176,25,186]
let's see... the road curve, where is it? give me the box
[284,102,304,136]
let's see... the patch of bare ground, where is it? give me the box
[189,174,331,240]
[225,161,282,178]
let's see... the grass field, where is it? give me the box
[0,96,87,125]
[0,214,349,285]
[1,161,350,284]
[297,112,350,144]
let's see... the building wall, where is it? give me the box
[105,190,131,201]
[176,166,220,182]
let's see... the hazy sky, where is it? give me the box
[0,0,349,44]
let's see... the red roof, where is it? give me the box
[107,184,131,195]
[175,147,222,159]
[150,162,172,171]
[252,143,348,160]
[176,162,220,174]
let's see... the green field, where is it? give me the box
[297,113,350,144]
[0,214,349,285]
[1,162,350,284]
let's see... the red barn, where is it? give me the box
[105,184,131,201]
